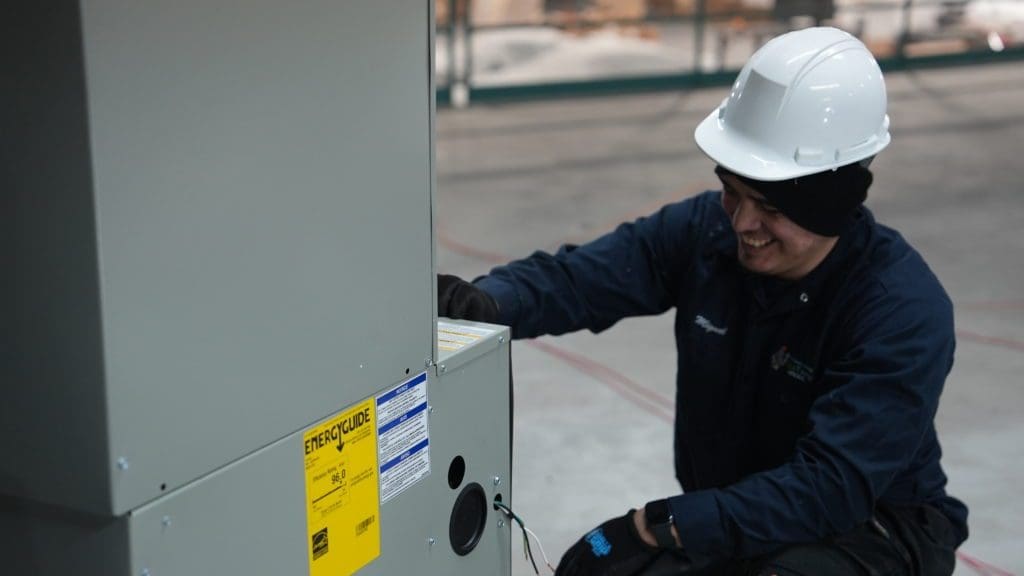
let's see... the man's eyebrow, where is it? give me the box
[743,187,769,202]
[720,178,775,206]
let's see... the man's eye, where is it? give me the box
[758,201,779,214]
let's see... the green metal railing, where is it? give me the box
[436,0,1024,106]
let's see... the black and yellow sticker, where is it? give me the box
[303,398,380,575]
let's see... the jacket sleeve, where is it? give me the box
[668,276,956,566]
[474,195,707,339]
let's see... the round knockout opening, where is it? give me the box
[449,482,487,556]
[448,455,466,490]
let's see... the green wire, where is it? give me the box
[494,500,540,574]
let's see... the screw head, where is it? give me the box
[498,336,506,343]
[424,358,433,367]
[439,364,447,373]
[161,515,172,529]
[427,537,436,546]
[493,476,501,486]
[497,519,506,528]
[116,457,130,471]
[141,570,150,576]
[428,405,434,414]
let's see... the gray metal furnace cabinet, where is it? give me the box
[1,0,512,574]
[1,320,512,575]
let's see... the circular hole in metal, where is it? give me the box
[448,455,466,490]
[449,482,487,556]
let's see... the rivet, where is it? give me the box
[439,364,447,373]
[498,336,505,343]
[161,515,172,529]
[497,519,506,528]
[116,457,130,471]
[427,537,436,546]
[493,476,501,486]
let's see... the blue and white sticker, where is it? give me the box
[377,372,430,503]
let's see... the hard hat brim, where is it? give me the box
[694,108,828,182]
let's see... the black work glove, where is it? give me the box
[437,274,499,323]
[555,510,661,576]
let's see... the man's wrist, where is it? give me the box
[632,508,658,547]
[636,501,683,549]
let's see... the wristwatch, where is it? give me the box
[644,499,680,549]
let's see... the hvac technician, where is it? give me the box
[438,27,967,575]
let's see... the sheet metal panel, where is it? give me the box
[2,322,511,576]
[2,0,433,515]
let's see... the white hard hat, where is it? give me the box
[694,27,890,181]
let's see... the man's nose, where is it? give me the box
[731,198,761,232]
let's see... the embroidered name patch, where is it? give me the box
[694,314,727,336]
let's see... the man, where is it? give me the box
[438,27,967,575]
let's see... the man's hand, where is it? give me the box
[437,274,499,323]
[554,510,660,576]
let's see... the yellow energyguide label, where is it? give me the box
[303,397,380,576]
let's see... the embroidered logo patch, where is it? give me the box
[770,345,813,383]
[694,314,727,336]
[584,528,612,557]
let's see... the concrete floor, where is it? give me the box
[436,60,1024,575]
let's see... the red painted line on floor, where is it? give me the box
[958,299,1024,311]
[957,550,1016,576]
[956,329,1024,353]
[526,339,674,424]
[437,226,509,265]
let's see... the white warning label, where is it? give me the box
[377,373,430,503]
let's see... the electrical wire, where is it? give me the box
[524,526,556,573]
[494,500,555,574]
[494,501,538,574]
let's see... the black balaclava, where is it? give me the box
[714,162,873,237]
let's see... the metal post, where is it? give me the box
[898,0,914,59]
[694,0,707,75]
[446,0,455,93]
[463,0,474,105]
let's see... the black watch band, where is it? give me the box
[644,499,679,549]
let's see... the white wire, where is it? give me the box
[524,526,556,574]
[494,501,555,574]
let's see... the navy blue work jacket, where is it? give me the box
[476,190,967,566]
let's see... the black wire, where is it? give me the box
[525,530,539,575]
[495,501,540,574]
[495,502,537,574]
